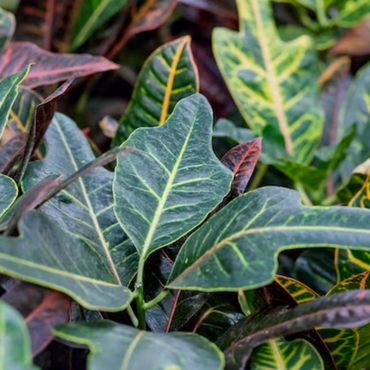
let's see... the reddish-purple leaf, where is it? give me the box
[2,282,70,356]
[221,137,262,197]
[0,42,119,88]
[0,133,28,175]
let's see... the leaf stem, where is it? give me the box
[143,290,170,310]
[249,164,268,191]
[126,305,139,328]
[295,182,313,206]
[135,257,146,330]
[316,0,328,26]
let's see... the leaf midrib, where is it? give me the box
[141,101,199,257]
[270,340,285,370]
[55,120,121,283]
[250,0,293,155]
[172,225,370,283]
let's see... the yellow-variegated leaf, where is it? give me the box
[213,0,323,163]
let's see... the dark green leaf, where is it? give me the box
[0,173,17,218]
[167,187,370,291]
[53,320,225,370]
[0,300,39,370]
[114,94,233,260]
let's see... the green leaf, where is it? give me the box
[167,187,370,292]
[0,7,14,51]
[330,0,370,27]
[71,0,127,50]
[337,62,370,180]
[53,320,225,370]
[22,113,138,286]
[0,174,17,218]
[0,210,133,311]
[0,300,40,370]
[0,66,30,141]
[218,290,370,370]
[250,338,324,370]
[113,36,199,146]
[213,0,323,163]
[276,275,319,303]
[114,94,233,260]
[213,118,256,144]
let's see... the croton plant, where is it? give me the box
[1,0,370,369]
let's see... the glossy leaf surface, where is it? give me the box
[0,210,132,310]
[113,36,198,145]
[0,174,17,218]
[114,94,233,258]
[0,7,14,51]
[213,0,323,163]
[0,300,39,370]
[218,290,370,370]
[0,66,29,141]
[53,320,224,370]
[0,42,119,88]
[168,187,370,291]
[250,338,324,370]
[71,0,127,50]
[23,113,138,286]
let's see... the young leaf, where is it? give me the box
[250,338,324,370]
[167,187,370,292]
[113,36,199,145]
[114,94,233,260]
[71,0,127,50]
[0,66,29,141]
[53,320,225,370]
[218,290,370,370]
[0,42,119,88]
[213,0,323,163]
[0,174,17,218]
[0,7,14,51]
[0,300,40,370]
[22,113,138,286]
[0,210,133,311]
[2,282,70,356]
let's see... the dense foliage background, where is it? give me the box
[1,0,370,369]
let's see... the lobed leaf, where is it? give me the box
[113,36,198,145]
[167,186,370,291]
[114,94,233,259]
[53,320,225,370]
[213,0,323,163]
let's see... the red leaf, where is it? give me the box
[0,42,119,88]
[2,282,70,356]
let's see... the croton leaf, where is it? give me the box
[22,113,138,286]
[250,338,324,370]
[53,320,225,370]
[0,300,40,370]
[329,0,370,28]
[2,282,70,356]
[213,0,323,163]
[0,174,17,218]
[213,118,256,144]
[167,187,370,291]
[114,94,233,260]
[0,66,29,141]
[217,290,370,370]
[0,7,14,51]
[71,0,127,50]
[0,210,133,310]
[337,62,370,180]
[0,42,119,88]
[113,36,199,145]
[0,133,27,175]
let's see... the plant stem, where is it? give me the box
[316,0,328,26]
[126,305,139,328]
[135,257,146,330]
[249,164,268,190]
[295,182,313,206]
[143,290,170,310]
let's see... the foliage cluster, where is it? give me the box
[1,0,370,369]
